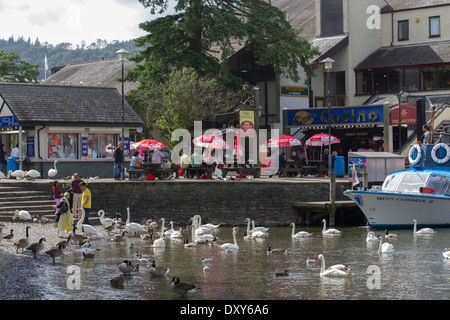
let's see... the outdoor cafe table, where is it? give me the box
[221,164,261,179]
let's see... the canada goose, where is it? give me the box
[57,235,72,249]
[170,276,199,297]
[26,238,46,259]
[48,160,58,178]
[322,219,341,235]
[12,210,32,221]
[119,260,135,274]
[45,245,64,264]
[385,229,399,239]
[14,226,31,253]
[149,260,170,277]
[104,223,116,235]
[275,269,289,277]
[184,238,197,248]
[110,274,124,289]
[3,229,14,241]
[266,244,287,255]
[69,226,88,244]
[82,252,95,259]
[111,231,127,244]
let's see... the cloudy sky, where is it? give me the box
[0,0,176,46]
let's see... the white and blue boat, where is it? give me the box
[344,143,450,229]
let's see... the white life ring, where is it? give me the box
[431,143,450,164]
[408,144,422,165]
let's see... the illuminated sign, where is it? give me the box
[285,105,384,128]
[280,86,310,97]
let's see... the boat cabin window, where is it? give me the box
[426,175,450,195]
[382,174,402,191]
[395,173,429,193]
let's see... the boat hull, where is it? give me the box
[344,190,450,229]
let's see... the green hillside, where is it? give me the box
[0,36,140,80]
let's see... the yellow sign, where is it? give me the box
[239,110,255,132]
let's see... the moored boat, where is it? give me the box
[344,144,450,229]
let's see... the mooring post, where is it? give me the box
[329,172,336,226]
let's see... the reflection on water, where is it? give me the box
[29,225,450,300]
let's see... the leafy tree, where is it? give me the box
[127,68,248,146]
[127,0,319,87]
[0,49,39,82]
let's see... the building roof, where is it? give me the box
[381,0,450,12]
[43,58,139,94]
[354,42,450,70]
[0,82,143,127]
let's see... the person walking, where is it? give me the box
[54,192,73,238]
[71,173,83,219]
[80,181,91,225]
[114,141,124,180]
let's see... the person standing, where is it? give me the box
[71,173,83,219]
[52,180,63,213]
[151,146,163,165]
[0,144,6,174]
[54,192,73,238]
[80,181,91,225]
[422,125,430,145]
[114,141,124,180]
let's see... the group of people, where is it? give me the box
[276,146,309,177]
[113,141,165,180]
[51,173,91,238]
[422,125,450,145]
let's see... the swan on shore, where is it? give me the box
[125,208,147,235]
[48,160,58,178]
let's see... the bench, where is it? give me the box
[127,168,146,180]
[221,166,261,179]
[183,166,214,178]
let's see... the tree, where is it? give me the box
[127,68,248,147]
[127,0,319,87]
[0,49,39,82]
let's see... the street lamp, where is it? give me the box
[397,89,408,153]
[116,48,129,145]
[322,57,335,175]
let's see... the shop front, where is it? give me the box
[283,104,390,171]
[0,83,143,178]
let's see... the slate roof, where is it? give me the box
[354,42,450,70]
[0,82,143,127]
[43,58,138,94]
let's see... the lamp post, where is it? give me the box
[323,57,335,175]
[116,48,129,144]
[116,48,129,179]
[397,89,408,154]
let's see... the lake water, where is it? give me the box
[23,223,450,301]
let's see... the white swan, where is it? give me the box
[443,249,450,259]
[12,209,32,221]
[125,207,147,235]
[290,222,312,238]
[251,220,269,233]
[98,210,115,226]
[196,215,220,231]
[77,208,99,237]
[220,227,239,251]
[152,218,166,247]
[25,170,41,179]
[48,160,58,178]
[366,231,378,242]
[11,169,26,179]
[377,235,394,254]
[194,216,215,244]
[412,219,436,235]
[322,219,341,235]
[318,254,353,278]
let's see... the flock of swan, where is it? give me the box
[1,208,449,297]
[0,160,58,180]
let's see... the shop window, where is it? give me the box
[438,65,450,89]
[88,133,115,159]
[420,67,437,90]
[388,69,402,93]
[398,20,409,41]
[404,68,420,91]
[48,133,78,159]
[356,71,372,94]
[429,16,440,38]
[373,70,389,93]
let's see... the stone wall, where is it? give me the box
[87,180,353,227]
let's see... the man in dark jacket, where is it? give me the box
[114,141,124,180]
